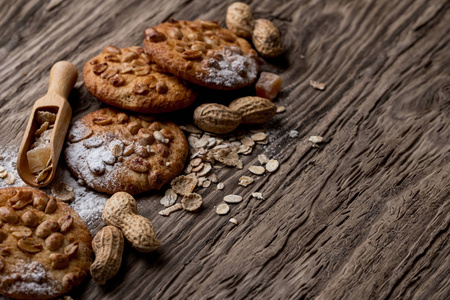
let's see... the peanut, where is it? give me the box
[0,206,18,223]
[228,97,277,124]
[193,103,242,134]
[90,226,124,285]
[50,253,70,269]
[102,192,161,252]
[252,19,283,58]
[45,233,64,251]
[17,237,42,253]
[35,220,59,238]
[226,2,254,39]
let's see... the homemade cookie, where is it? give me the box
[65,108,188,195]
[0,187,92,300]
[83,46,197,113]
[143,19,259,90]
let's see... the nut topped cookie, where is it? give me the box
[83,46,197,113]
[65,108,188,195]
[144,19,259,90]
[0,187,92,300]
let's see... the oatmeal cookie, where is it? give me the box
[64,108,188,195]
[143,19,259,90]
[83,46,197,113]
[0,187,92,300]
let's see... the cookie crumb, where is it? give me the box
[310,80,326,90]
[251,192,264,200]
[51,182,75,202]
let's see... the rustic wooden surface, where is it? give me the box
[1,0,449,299]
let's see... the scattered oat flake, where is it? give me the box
[236,160,243,169]
[0,170,7,178]
[237,144,251,154]
[202,180,211,188]
[231,141,242,148]
[197,177,206,187]
[159,203,183,216]
[184,164,193,174]
[181,193,202,212]
[239,176,254,187]
[190,157,202,167]
[251,132,268,142]
[217,182,224,190]
[197,162,212,177]
[171,174,198,196]
[3,172,15,185]
[276,106,286,113]
[249,166,265,175]
[194,135,208,148]
[258,154,269,165]
[210,148,240,167]
[229,218,238,225]
[256,139,268,145]
[216,203,230,215]
[266,159,279,173]
[51,182,75,202]
[310,80,326,90]
[237,145,253,155]
[240,137,255,147]
[160,189,177,206]
[224,194,243,204]
[208,174,218,183]
[252,192,265,200]
[191,163,204,173]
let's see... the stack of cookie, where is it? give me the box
[66,19,260,195]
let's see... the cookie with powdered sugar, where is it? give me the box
[143,19,259,90]
[64,108,188,195]
[83,46,197,113]
[0,187,92,300]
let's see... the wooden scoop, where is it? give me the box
[17,61,78,187]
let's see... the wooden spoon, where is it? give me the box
[17,61,78,187]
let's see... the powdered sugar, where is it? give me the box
[64,121,131,196]
[200,47,258,88]
[1,260,58,297]
[0,145,108,228]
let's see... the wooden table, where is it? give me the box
[1,0,449,299]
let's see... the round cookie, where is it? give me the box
[83,46,197,113]
[65,107,188,195]
[143,19,259,90]
[0,187,92,300]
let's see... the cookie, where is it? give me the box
[65,108,188,195]
[143,19,259,90]
[0,187,92,300]
[83,46,197,114]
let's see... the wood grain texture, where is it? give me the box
[1,0,449,299]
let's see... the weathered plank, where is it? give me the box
[0,0,449,299]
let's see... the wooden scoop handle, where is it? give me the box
[48,61,78,99]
